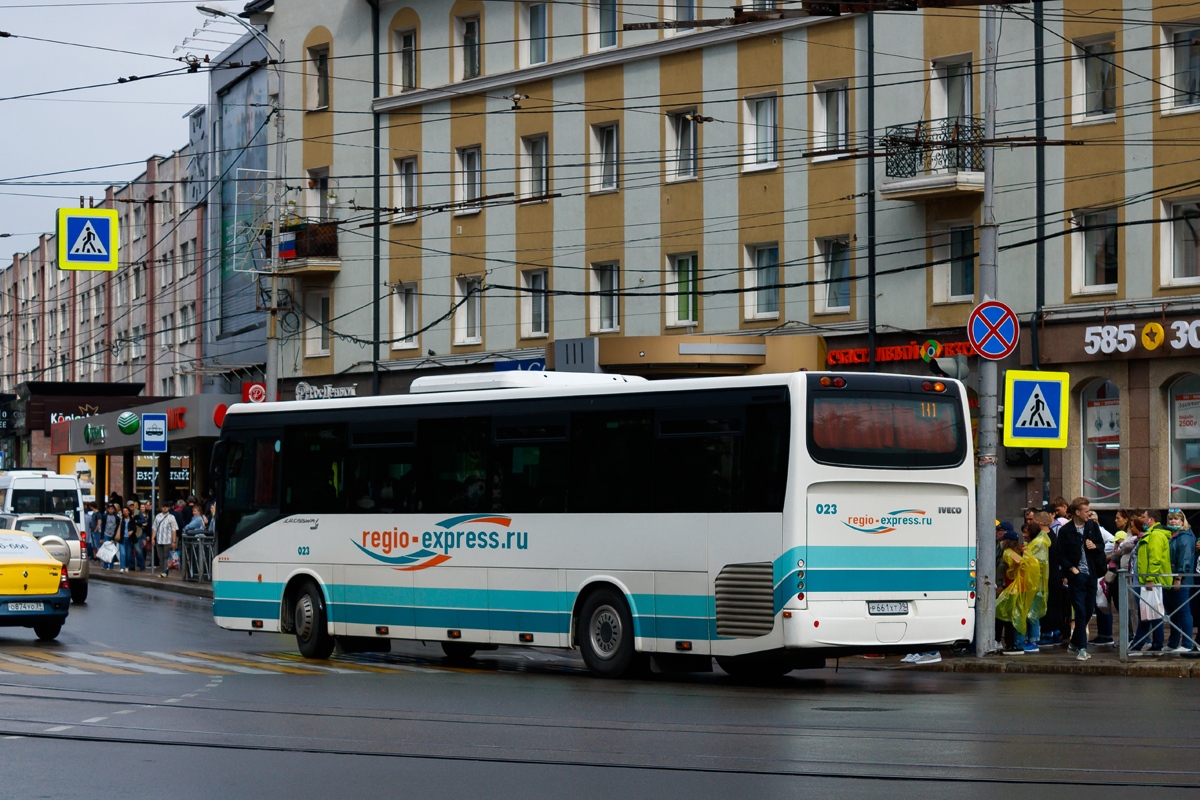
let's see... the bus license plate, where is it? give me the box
[868,601,909,616]
[7,602,44,612]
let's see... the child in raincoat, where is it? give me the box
[997,528,1043,653]
[1017,518,1052,653]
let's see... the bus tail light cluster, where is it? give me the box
[921,381,946,392]
[818,376,847,388]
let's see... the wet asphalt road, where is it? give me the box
[1,581,1198,799]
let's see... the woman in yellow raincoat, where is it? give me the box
[1019,517,1053,652]
[996,526,1044,653]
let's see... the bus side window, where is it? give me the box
[742,401,790,512]
[419,417,489,513]
[569,410,654,514]
[282,425,348,515]
[346,438,418,513]
[492,418,568,514]
[654,408,741,513]
[254,438,278,507]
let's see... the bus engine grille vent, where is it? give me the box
[715,562,776,638]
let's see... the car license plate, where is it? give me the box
[7,602,45,612]
[868,601,909,616]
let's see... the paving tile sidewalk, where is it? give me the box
[838,645,1200,677]
[89,564,213,598]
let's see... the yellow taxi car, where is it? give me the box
[0,529,70,641]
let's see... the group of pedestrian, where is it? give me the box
[995,497,1199,660]
[81,491,216,578]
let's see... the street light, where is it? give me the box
[196,3,285,404]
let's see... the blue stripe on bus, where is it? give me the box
[775,546,974,582]
[213,598,280,620]
[806,569,971,594]
[213,581,284,601]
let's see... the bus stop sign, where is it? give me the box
[1003,370,1070,449]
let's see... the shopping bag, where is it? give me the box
[1095,579,1110,611]
[167,550,181,570]
[1138,584,1164,621]
[97,540,118,564]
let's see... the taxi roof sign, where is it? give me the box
[57,208,119,271]
[1003,369,1070,449]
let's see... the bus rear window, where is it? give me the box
[808,393,966,469]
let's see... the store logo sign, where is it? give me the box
[83,424,106,444]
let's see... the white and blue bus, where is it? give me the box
[211,371,975,678]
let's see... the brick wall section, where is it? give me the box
[1127,360,1151,508]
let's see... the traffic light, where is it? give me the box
[930,354,969,381]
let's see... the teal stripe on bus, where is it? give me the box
[213,598,280,620]
[774,546,974,583]
[805,569,971,594]
[213,581,283,601]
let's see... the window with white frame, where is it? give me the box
[456,16,481,81]
[933,224,976,303]
[59,303,67,332]
[161,376,175,397]
[1171,27,1200,109]
[395,29,417,92]
[115,274,125,305]
[1072,208,1119,292]
[668,253,698,326]
[93,287,102,318]
[591,262,619,332]
[598,0,618,49]
[520,135,549,199]
[308,45,330,109]
[522,270,550,337]
[816,237,851,314]
[179,241,190,276]
[1075,39,1116,119]
[394,157,418,219]
[133,264,143,299]
[306,170,330,219]
[1163,199,1200,285]
[161,313,174,348]
[664,0,695,36]
[455,276,483,344]
[933,59,972,121]
[163,248,175,284]
[592,123,619,191]
[744,244,779,319]
[813,83,848,156]
[305,290,331,356]
[523,3,548,67]
[456,147,482,209]
[179,303,192,343]
[750,0,778,8]
[669,111,697,180]
[391,283,418,349]
[185,239,197,274]
[744,94,778,168]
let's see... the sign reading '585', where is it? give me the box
[1081,321,1200,356]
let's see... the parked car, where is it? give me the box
[0,514,89,603]
[0,529,71,641]
[0,471,86,534]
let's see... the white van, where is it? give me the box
[0,471,86,533]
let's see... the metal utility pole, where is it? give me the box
[266,39,285,404]
[1033,0,1049,509]
[867,11,877,371]
[976,5,1000,658]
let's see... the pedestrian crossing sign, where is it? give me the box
[56,208,119,271]
[1004,369,1070,449]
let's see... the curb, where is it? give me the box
[90,569,214,599]
[843,656,1200,678]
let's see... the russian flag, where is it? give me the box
[278,231,296,259]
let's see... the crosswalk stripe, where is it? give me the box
[64,652,181,675]
[142,652,270,675]
[0,654,59,675]
[230,652,359,674]
[0,653,87,675]
[96,651,225,675]
[14,650,139,675]
[257,652,404,674]
[176,651,324,675]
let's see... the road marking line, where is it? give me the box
[179,652,323,675]
[0,653,83,675]
[165,698,180,703]
[81,717,108,723]
[113,710,135,715]
[235,652,360,674]
[43,726,73,732]
[143,652,268,675]
[182,693,197,697]
[99,651,224,675]
[64,652,181,675]
[272,652,428,673]
[3,735,22,739]
[14,650,138,675]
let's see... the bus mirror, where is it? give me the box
[930,354,968,381]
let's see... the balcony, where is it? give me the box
[275,219,340,278]
[880,116,985,201]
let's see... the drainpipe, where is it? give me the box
[365,0,382,395]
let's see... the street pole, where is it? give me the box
[1033,0,1049,509]
[150,463,157,571]
[266,40,285,404]
[976,5,1000,658]
[866,11,877,371]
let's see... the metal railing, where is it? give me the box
[884,115,984,179]
[1116,570,1199,659]
[181,533,216,583]
[280,219,339,259]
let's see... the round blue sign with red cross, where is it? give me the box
[968,300,1019,361]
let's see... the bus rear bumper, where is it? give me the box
[782,599,973,651]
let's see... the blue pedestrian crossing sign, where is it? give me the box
[57,208,119,271]
[1004,370,1070,449]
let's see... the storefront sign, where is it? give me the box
[166,407,186,431]
[1036,314,1200,364]
[826,340,976,366]
[242,382,268,403]
[1175,394,1200,440]
[1086,399,1120,443]
[295,382,358,401]
[83,424,106,444]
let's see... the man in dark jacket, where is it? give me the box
[1054,496,1106,661]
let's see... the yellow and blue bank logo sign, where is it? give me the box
[57,208,119,271]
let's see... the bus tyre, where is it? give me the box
[294,582,335,660]
[441,642,479,661]
[579,588,636,678]
[34,623,61,642]
[70,580,88,604]
[716,654,793,680]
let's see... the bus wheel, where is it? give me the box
[716,654,793,681]
[294,582,335,660]
[579,588,635,678]
[441,642,479,661]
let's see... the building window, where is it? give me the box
[1172,27,1200,109]
[523,270,549,337]
[946,225,976,301]
[1166,200,1200,284]
[745,244,779,319]
[161,313,175,347]
[935,59,973,122]
[163,248,175,285]
[395,29,417,92]
[669,254,698,326]
[133,264,143,299]
[593,123,619,192]
[179,303,192,342]
[521,135,549,199]
[391,283,418,349]
[457,147,482,209]
[669,112,697,180]
[394,157,418,219]
[1171,374,1200,504]
[675,1,696,23]
[816,237,851,314]
[1074,209,1119,292]
[179,240,190,275]
[591,262,619,332]
[458,16,481,80]
[1079,40,1116,118]
[455,276,483,344]
[599,0,617,49]
[525,3,548,66]
[308,46,330,109]
[1082,379,1121,506]
[745,95,778,167]
[305,291,331,356]
[813,83,848,155]
[307,170,330,219]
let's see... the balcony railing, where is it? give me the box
[279,219,339,260]
[884,116,984,179]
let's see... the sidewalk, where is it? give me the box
[840,645,1200,678]
[89,564,213,599]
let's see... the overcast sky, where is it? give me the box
[0,0,248,257]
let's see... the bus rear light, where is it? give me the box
[969,592,976,600]
[970,559,976,568]
[921,380,946,392]
[675,641,692,651]
[797,559,805,568]
[447,629,461,639]
[376,626,389,636]
[962,619,967,625]
[796,581,804,591]
[519,633,534,643]
[251,620,263,629]
[782,611,792,619]
[797,570,805,579]
[796,593,804,601]
[820,376,832,387]
[813,620,819,627]
[832,377,846,388]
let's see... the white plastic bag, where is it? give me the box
[97,540,118,564]
[1096,579,1109,611]
[1138,584,1164,621]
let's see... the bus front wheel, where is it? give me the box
[294,582,335,660]
[579,588,636,678]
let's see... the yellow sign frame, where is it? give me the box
[56,207,119,271]
[1003,369,1070,449]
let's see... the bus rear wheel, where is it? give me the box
[441,642,479,661]
[294,582,335,660]
[579,588,636,678]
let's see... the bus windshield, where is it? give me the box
[808,392,966,469]
[10,489,80,519]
